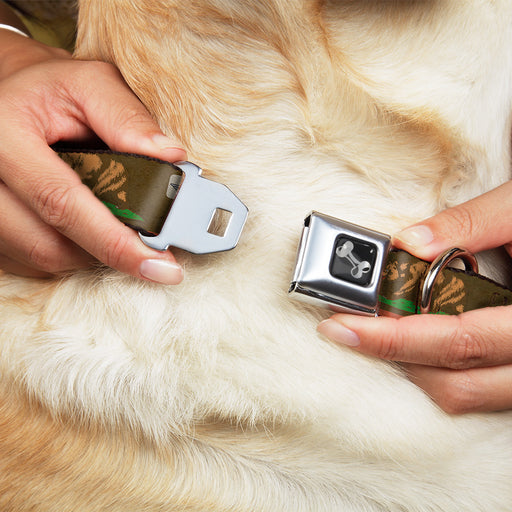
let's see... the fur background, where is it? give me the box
[1,1,512,510]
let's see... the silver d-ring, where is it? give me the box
[419,247,478,314]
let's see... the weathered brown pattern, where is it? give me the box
[59,152,128,201]
[379,250,512,316]
[58,150,181,233]
[92,160,128,199]
[431,274,466,313]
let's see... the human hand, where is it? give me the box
[0,30,186,282]
[318,180,512,414]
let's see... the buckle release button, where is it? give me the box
[289,212,391,316]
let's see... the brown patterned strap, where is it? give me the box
[379,249,512,316]
[57,150,512,314]
[57,149,182,235]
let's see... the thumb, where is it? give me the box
[72,62,187,163]
[392,181,512,260]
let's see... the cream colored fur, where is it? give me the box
[1,1,512,510]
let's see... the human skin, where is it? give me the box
[0,21,186,284]
[318,181,512,414]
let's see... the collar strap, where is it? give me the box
[55,155,511,315]
[57,149,248,254]
[378,248,512,316]
[289,211,512,316]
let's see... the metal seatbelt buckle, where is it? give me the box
[140,161,248,254]
[289,211,391,316]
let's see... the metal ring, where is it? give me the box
[419,247,478,314]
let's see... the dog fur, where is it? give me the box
[1,0,512,510]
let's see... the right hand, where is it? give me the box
[318,180,512,414]
[0,30,186,283]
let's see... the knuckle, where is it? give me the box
[33,182,81,231]
[28,239,65,274]
[441,203,477,241]
[114,104,153,132]
[375,337,399,360]
[442,319,487,369]
[436,371,482,414]
[374,327,404,360]
[101,233,131,271]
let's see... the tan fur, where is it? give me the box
[1,0,512,510]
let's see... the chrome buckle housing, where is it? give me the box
[289,212,391,316]
[140,161,248,254]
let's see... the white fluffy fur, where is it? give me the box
[1,1,512,510]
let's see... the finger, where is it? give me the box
[2,59,186,161]
[57,61,187,162]
[0,142,184,283]
[0,61,185,284]
[404,363,512,414]
[0,182,94,272]
[0,254,53,278]
[392,180,512,260]
[317,306,512,369]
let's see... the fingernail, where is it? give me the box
[139,259,184,285]
[317,319,360,347]
[151,134,187,159]
[394,225,434,248]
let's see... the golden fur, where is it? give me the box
[1,0,512,510]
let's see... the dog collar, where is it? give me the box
[289,211,512,316]
[55,152,511,316]
[57,149,248,254]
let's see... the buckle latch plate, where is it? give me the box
[289,212,391,316]
[140,161,248,254]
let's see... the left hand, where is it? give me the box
[0,30,186,282]
[317,181,512,414]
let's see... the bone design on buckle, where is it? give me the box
[331,237,377,285]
